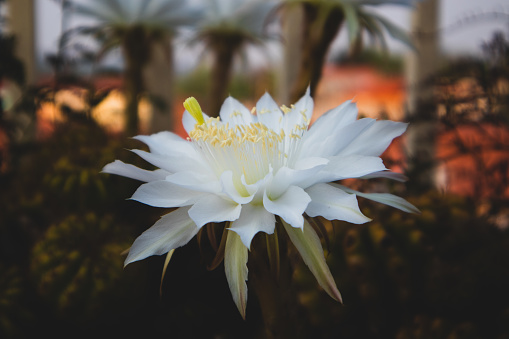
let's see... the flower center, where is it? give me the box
[184,98,307,195]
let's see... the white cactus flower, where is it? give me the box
[103,90,418,318]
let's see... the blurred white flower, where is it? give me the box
[190,0,279,117]
[68,0,202,30]
[103,91,418,318]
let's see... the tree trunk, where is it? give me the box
[208,39,238,118]
[144,41,175,133]
[289,4,343,103]
[124,54,143,136]
[405,0,440,192]
[122,26,149,136]
[278,5,304,104]
[9,0,36,85]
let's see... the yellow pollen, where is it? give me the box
[188,117,308,189]
[281,105,291,114]
[300,110,309,123]
[183,97,205,125]
[189,121,290,146]
[230,110,242,118]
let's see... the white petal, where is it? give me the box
[102,160,169,182]
[282,219,342,302]
[256,92,282,131]
[333,184,420,214]
[326,118,377,156]
[361,171,408,182]
[283,87,313,132]
[302,118,375,158]
[305,183,371,224]
[292,86,314,123]
[241,171,272,204]
[219,96,255,126]
[327,155,387,179]
[130,180,202,208]
[318,100,358,128]
[338,120,408,157]
[268,158,328,197]
[188,195,242,228]
[263,185,311,229]
[301,155,387,188]
[220,171,254,204]
[300,101,360,157]
[125,207,198,266]
[133,131,195,156]
[131,149,205,174]
[224,230,249,319]
[229,203,276,249]
[165,171,221,194]
[321,155,387,182]
[182,109,209,135]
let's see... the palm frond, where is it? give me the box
[67,0,122,23]
[368,10,415,49]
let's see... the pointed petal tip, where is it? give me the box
[410,205,422,214]
[239,306,247,320]
[227,227,253,251]
[330,287,343,303]
[123,257,133,269]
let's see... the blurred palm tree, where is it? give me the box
[65,0,202,135]
[192,0,277,117]
[285,0,416,102]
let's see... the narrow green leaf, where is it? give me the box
[265,227,280,281]
[283,220,342,303]
[207,223,218,252]
[207,226,228,271]
[343,3,360,46]
[225,230,249,319]
[370,11,415,50]
[306,215,331,253]
[359,10,388,51]
[160,249,175,296]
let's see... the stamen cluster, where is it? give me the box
[189,118,307,186]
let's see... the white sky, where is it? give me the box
[33,0,509,72]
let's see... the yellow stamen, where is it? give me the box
[281,105,291,114]
[184,97,205,125]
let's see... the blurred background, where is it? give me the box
[1,0,509,338]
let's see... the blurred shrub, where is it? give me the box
[0,265,33,338]
[331,48,404,75]
[0,112,164,336]
[30,213,130,318]
[176,67,276,103]
[293,190,509,339]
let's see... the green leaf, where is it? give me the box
[160,249,175,296]
[283,220,342,302]
[359,10,388,51]
[224,230,248,319]
[207,226,228,271]
[369,11,415,50]
[265,227,280,281]
[343,3,360,46]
